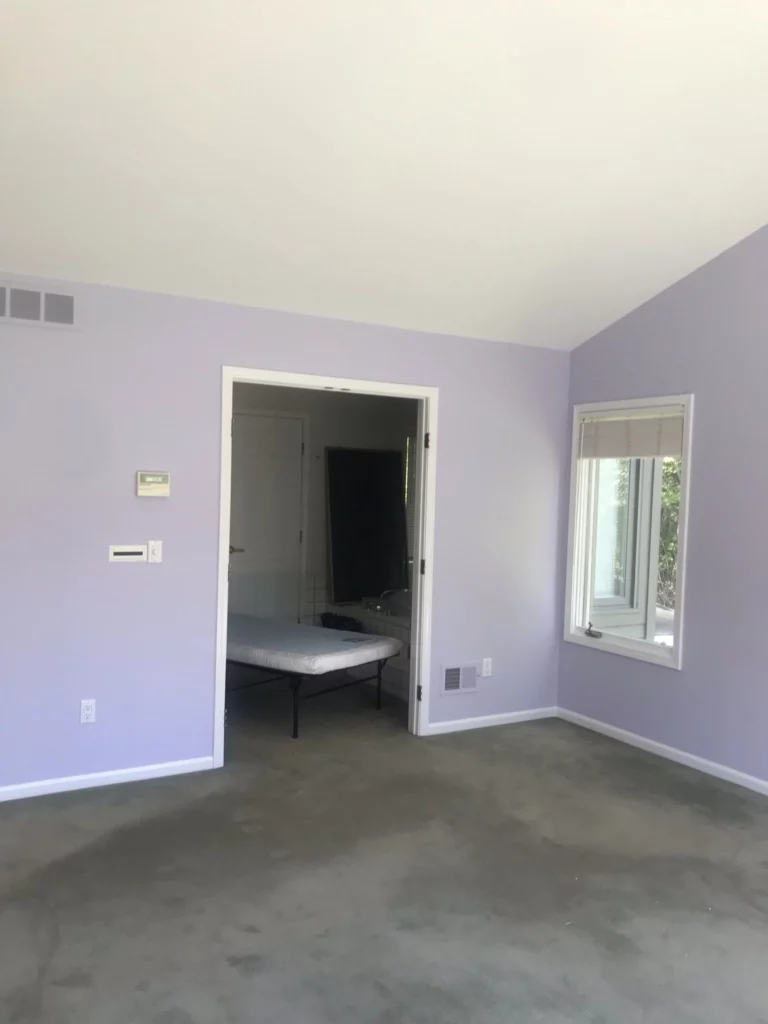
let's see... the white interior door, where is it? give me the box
[229,413,304,621]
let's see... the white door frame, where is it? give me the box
[214,367,439,766]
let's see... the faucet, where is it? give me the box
[368,589,397,615]
[375,588,410,616]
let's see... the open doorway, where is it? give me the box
[214,368,437,764]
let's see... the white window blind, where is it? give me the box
[579,409,684,459]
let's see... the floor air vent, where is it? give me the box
[2,285,76,327]
[443,664,478,694]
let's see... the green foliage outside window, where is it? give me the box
[657,457,681,609]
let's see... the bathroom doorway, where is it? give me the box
[213,368,438,763]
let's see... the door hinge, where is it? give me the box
[417,684,423,702]
[420,558,426,575]
[424,432,430,449]
[301,441,305,455]
[231,417,234,437]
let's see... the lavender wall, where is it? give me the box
[562,226,768,782]
[0,279,568,789]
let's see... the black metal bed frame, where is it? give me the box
[227,657,389,738]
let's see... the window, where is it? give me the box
[564,395,693,669]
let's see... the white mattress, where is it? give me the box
[227,615,402,676]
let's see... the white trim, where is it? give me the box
[423,707,557,736]
[0,757,214,804]
[8,711,766,804]
[674,394,694,667]
[563,393,694,671]
[570,394,693,417]
[215,374,235,767]
[408,393,437,734]
[557,709,768,798]
[223,368,434,400]
[216,367,439,763]
[564,630,680,668]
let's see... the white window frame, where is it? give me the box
[564,394,694,670]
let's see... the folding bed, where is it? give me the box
[226,614,403,737]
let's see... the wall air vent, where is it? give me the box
[443,664,479,694]
[1,284,76,328]
[44,292,75,325]
[10,288,42,321]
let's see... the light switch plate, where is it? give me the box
[482,657,492,677]
[148,540,163,563]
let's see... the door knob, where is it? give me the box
[229,545,245,554]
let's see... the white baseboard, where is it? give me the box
[423,707,557,737]
[6,712,766,803]
[0,756,215,804]
[558,708,768,798]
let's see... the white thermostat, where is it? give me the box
[137,471,170,497]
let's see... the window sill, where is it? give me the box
[564,629,681,670]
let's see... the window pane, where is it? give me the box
[585,456,681,645]
[587,457,648,637]
[593,458,631,600]
[654,456,681,646]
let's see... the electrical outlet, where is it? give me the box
[80,699,96,724]
[482,658,492,678]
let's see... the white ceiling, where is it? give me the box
[2,2,767,350]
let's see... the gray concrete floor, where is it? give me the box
[2,681,768,1023]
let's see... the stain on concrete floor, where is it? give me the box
[1,686,768,1023]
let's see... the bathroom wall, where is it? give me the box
[233,383,418,619]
